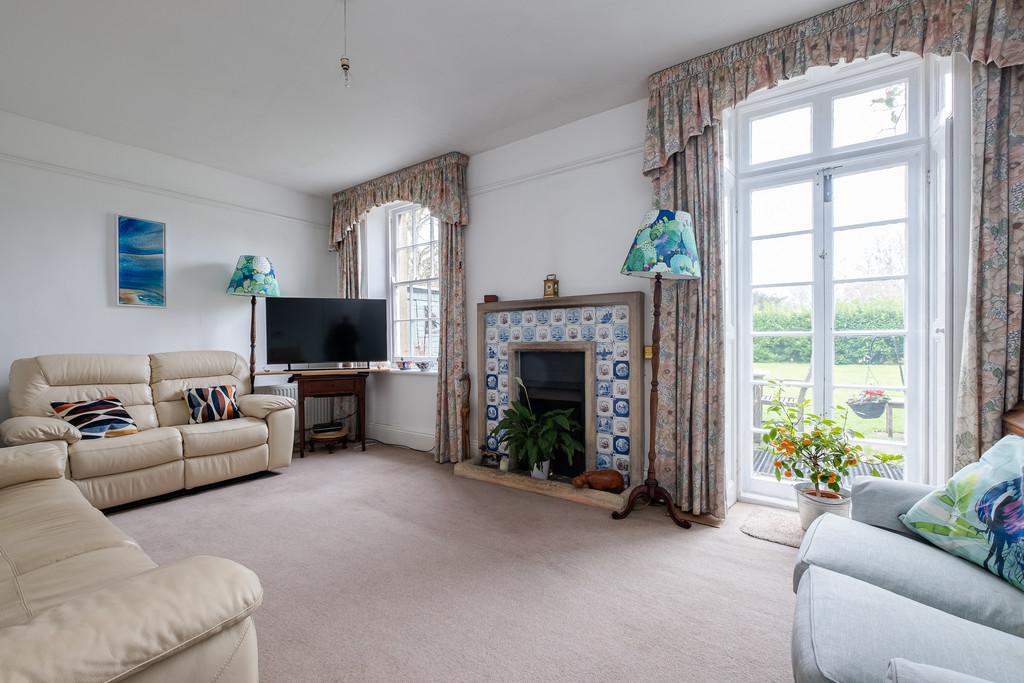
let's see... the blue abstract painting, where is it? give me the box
[117,216,165,307]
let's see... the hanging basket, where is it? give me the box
[848,401,886,419]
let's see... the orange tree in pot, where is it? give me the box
[761,383,903,529]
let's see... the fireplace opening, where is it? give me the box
[517,350,586,478]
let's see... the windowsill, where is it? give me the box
[387,369,438,377]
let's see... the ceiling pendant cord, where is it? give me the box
[339,0,351,87]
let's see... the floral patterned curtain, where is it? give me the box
[651,127,726,518]
[330,152,471,463]
[643,0,1024,507]
[955,62,1024,469]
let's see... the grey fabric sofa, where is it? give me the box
[791,477,1024,683]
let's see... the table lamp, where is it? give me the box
[613,209,701,529]
[227,256,280,391]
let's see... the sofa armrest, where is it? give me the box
[851,476,935,538]
[0,555,262,683]
[237,393,296,419]
[887,658,994,683]
[0,441,68,489]
[0,416,81,446]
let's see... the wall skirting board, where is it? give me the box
[366,422,435,452]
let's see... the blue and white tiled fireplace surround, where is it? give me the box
[476,292,645,487]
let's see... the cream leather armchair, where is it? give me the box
[0,441,261,681]
[0,351,296,508]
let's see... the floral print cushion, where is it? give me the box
[902,435,1024,592]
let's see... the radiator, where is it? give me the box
[256,384,334,433]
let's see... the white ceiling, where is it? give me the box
[0,0,839,196]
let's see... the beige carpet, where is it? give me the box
[109,446,798,682]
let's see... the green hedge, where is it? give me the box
[753,296,904,365]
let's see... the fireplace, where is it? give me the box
[477,292,645,489]
[511,345,595,477]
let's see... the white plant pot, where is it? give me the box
[794,482,851,530]
[531,461,550,480]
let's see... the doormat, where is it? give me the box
[740,507,804,548]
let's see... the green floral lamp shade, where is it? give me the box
[621,209,701,279]
[226,255,280,297]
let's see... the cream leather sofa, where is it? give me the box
[0,441,261,681]
[0,351,295,508]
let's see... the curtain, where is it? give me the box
[330,152,471,463]
[954,62,1024,469]
[651,128,726,518]
[643,0,1024,504]
[434,222,469,463]
[335,219,361,436]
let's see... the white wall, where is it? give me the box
[0,111,337,419]
[364,99,654,452]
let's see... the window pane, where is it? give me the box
[394,321,410,358]
[414,209,432,244]
[395,247,415,281]
[409,283,433,319]
[395,211,413,248]
[431,243,439,278]
[754,385,814,430]
[414,244,433,280]
[753,336,812,381]
[832,165,906,227]
[833,335,905,386]
[833,223,906,279]
[753,286,812,332]
[750,181,813,236]
[858,443,905,480]
[752,233,812,285]
[834,280,905,331]
[832,81,908,148]
[411,319,430,357]
[393,285,411,319]
[750,106,812,165]
[833,388,905,444]
[429,281,440,317]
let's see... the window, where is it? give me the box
[729,55,952,503]
[387,203,440,360]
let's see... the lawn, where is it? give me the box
[752,362,905,442]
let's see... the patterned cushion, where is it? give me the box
[185,385,240,424]
[50,397,140,440]
[901,434,1024,592]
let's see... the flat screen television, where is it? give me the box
[266,297,387,365]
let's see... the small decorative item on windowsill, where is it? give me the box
[543,274,559,298]
[846,388,890,419]
[761,383,903,529]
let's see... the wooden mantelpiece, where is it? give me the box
[476,291,646,485]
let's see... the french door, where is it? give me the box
[737,150,926,500]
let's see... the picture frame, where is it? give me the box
[116,215,166,307]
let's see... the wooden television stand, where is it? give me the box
[258,368,388,457]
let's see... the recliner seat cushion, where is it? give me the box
[177,418,268,458]
[68,427,182,479]
[793,567,1024,683]
[0,478,154,627]
[796,513,1024,637]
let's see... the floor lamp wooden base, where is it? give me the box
[611,272,691,529]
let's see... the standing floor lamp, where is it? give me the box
[227,255,280,391]
[613,209,701,529]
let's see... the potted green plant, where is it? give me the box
[846,388,890,419]
[490,378,582,480]
[762,385,903,529]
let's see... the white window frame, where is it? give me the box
[727,54,951,506]
[385,202,440,362]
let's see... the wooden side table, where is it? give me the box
[291,372,367,457]
[1002,401,1024,437]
